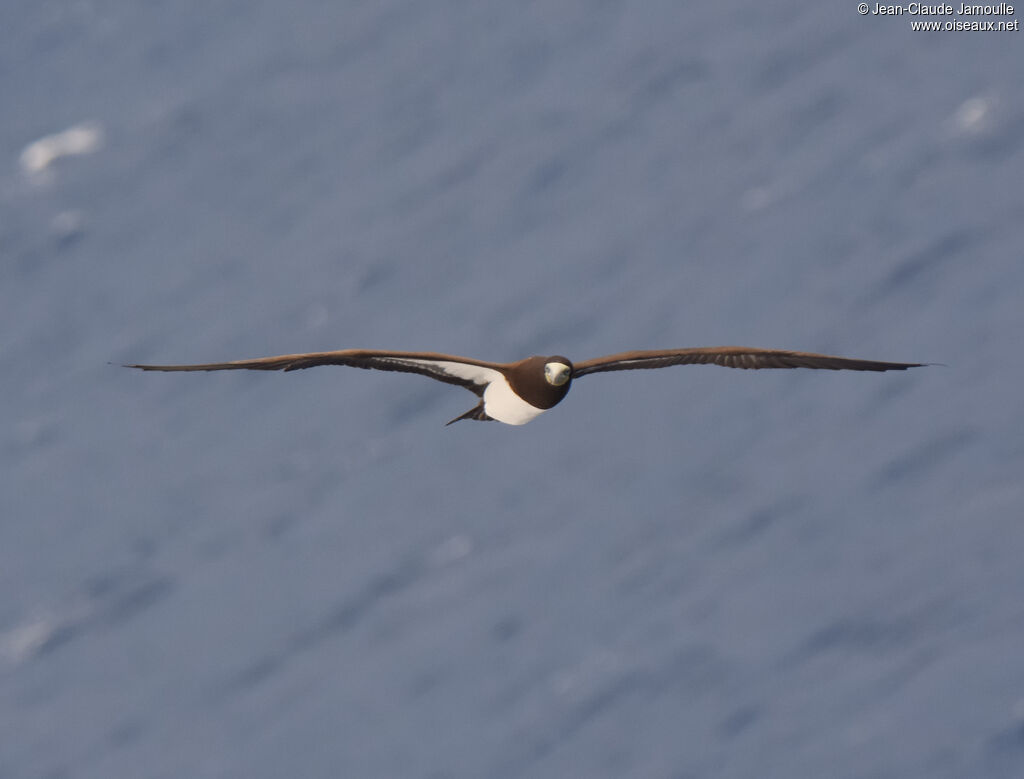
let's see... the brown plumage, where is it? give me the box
[126,346,925,426]
[571,346,922,376]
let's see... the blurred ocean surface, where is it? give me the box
[2,2,1023,777]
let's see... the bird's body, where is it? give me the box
[126,346,925,426]
[480,372,550,425]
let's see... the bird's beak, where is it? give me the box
[546,363,571,386]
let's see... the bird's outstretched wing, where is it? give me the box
[572,346,925,378]
[126,349,504,396]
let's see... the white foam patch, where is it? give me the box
[741,184,779,212]
[51,210,86,240]
[429,535,474,567]
[0,613,59,665]
[19,121,104,175]
[950,95,995,136]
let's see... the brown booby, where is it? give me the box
[126,346,925,426]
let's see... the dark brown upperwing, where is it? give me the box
[125,349,505,396]
[571,347,925,377]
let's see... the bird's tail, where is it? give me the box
[445,402,493,426]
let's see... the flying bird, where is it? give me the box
[126,346,925,426]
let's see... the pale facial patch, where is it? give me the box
[483,376,546,425]
[544,362,571,386]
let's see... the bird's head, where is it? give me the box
[543,359,572,387]
[505,355,574,410]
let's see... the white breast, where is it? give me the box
[483,376,546,425]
